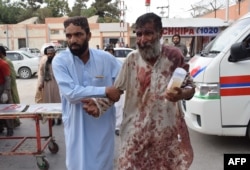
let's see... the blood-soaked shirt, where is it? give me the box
[114,45,194,170]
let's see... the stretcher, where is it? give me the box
[0,103,62,170]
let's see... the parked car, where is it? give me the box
[4,46,9,51]
[113,47,134,62]
[6,51,39,79]
[55,48,66,54]
[19,47,41,57]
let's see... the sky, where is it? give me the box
[69,0,201,24]
[122,0,201,23]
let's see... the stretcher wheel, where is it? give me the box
[36,157,49,170]
[48,142,59,154]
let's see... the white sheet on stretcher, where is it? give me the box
[0,103,62,115]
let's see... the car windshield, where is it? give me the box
[201,17,250,57]
[114,48,133,58]
[21,51,38,58]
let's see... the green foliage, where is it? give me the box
[81,7,97,18]
[0,0,121,24]
[68,0,120,23]
[0,0,44,23]
[36,8,53,23]
[19,0,42,10]
[45,0,70,17]
[17,8,36,23]
[67,0,88,17]
[91,0,120,23]
[0,1,22,24]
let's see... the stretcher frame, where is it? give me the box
[0,103,62,170]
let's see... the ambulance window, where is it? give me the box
[204,17,250,57]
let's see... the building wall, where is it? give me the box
[0,24,46,50]
[1,1,248,51]
[0,17,131,51]
[199,0,249,21]
[25,24,46,49]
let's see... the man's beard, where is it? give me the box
[69,41,88,57]
[137,38,161,61]
[47,57,53,63]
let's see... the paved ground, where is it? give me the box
[0,119,67,170]
[0,77,66,170]
[2,76,250,170]
[0,77,120,170]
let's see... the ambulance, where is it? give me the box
[183,12,250,139]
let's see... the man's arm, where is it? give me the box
[38,55,46,90]
[183,44,188,57]
[52,53,110,104]
[82,87,122,117]
[82,55,128,117]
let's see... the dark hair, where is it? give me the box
[64,16,90,34]
[135,12,162,32]
[0,45,6,56]
[44,46,55,55]
[105,45,114,54]
[172,34,181,40]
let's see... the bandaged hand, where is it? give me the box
[82,98,101,118]
[0,92,8,103]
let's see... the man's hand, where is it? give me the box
[82,98,100,117]
[38,84,44,91]
[105,86,121,102]
[165,87,195,102]
[0,92,8,103]
[165,87,183,102]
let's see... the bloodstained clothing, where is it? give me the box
[98,45,194,170]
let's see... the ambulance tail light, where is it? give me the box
[194,83,220,99]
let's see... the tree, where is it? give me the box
[19,0,43,11]
[90,0,120,23]
[81,6,97,18]
[36,7,54,23]
[0,0,121,24]
[0,0,72,24]
[44,0,70,17]
[68,0,88,17]
[15,0,43,22]
[0,1,23,24]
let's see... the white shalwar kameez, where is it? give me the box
[52,48,121,170]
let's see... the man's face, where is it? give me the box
[46,51,55,63]
[47,51,55,57]
[172,36,180,45]
[135,23,161,61]
[65,23,90,57]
